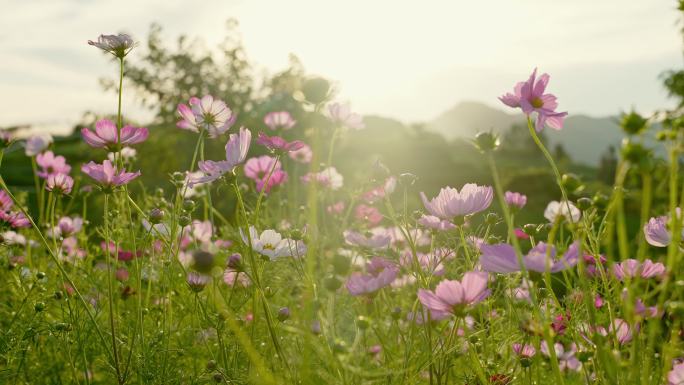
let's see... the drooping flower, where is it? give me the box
[45,173,74,194]
[288,144,312,163]
[544,201,581,223]
[88,33,135,58]
[25,133,53,156]
[499,68,568,132]
[81,160,140,188]
[504,191,527,209]
[612,258,665,281]
[420,184,493,220]
[327,102,365,130]
[346,257,398,296]
[301,167,344,190]
[36,151,71,179]
[256,132,305,152]
[241,226,306,260]
[540,342,581,372]
[81,119,148,149]
[417,271,489,320]
[479,241,579,273]
[343,228,391,249]
[264,111,296,131]
[177,95,235,138]
[189,127,252,186]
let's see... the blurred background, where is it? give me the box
[1,0,683,226]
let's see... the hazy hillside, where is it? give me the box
[427,101,627,165]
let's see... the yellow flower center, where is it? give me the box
[531,97,544,109]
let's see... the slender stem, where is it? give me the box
[103,194,122,384]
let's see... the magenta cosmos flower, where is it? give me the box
[499,68,568,132]
[36,151,71,179]
[505,191,527,209]
[420,184,493,220]
[479,241,579,273]
[346,257,398,296]
[243,155,288,193]
[418,271,489,320]
[46,173,74,194]
[264,111,296,131]
[81,160,140,188]
[189,127,251,186]
[177,95,235,138]
[81,119,148,149]
[289,143,312,163]
[612,258,665,281]
[327,102,365,130]
[256,132,305,152]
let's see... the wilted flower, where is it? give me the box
[36,151,71,179]
[242,226,306,260]
[505,191,527,209]
[189,127,251,186]
[88,33,135,58]
[256,132,305,152]
[177,95,235,138]
[343,228,391,249]
[81,160,140,188]
[264,111,296,131]
[81,119,148,150]
[499,68,568,132]
[289,144,312,163]
[346,257,398,296]
[301,167,344,190]
[544,201,581,223]
[417,271,489,320]
[420,184,493,220]
[25,133,53,156]
[612,259,665,281]
[327,102,365,129]
[479,241,579,273]
[45,173,74,195]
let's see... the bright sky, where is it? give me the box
[1,0,682,134]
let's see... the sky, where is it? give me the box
[1,0,682,135]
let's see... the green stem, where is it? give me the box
[103,194,122,384]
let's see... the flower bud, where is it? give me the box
[592,193,609,210]
[324,275,343,292]
[277,307,291,322]
[474,132,500,152]
[36,271,46,280]
[399,173,418,186]
[561,173,583,194]
[183,199,196,212]
[192,250,215,273]
[34,302,46,312]
[206,360,217,370]
[227,253,242,270]
[485,212,500,225]
[391,307,402,320]
[301,77,331,104]
[332,339,348,354]
[356,315,371,330]
[576,197,592,211]
[619,110,648,135]
[522,224,538,236]
[149,208,165,224]
[179,215,192,227]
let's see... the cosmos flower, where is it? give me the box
[499,68,568,132]
[36,151,71,179]
[643,214,683,248]
[343,228,392,249]
[264,111,296,130]
[418,215,456,231]
[346,257,398,296]
[668,362,684,385]
[327,102,365,130]
[288,144,312,163]
[244,155,288,193]
[0,211,30,228]
[544,201,581,223]
[0,190,12,212]
[81,160,140,188]
[301,167,344,190]
[189,127,252,186]
[177,95,235,138]
[417,271,489,319]
[25,133,53,156]
[81,119,148,149]
[108,147,137,163]
[88,33,135,58]
[187,272,210,292]
[479,241,579,273]
[540,342,581,372]
[256,132,305,152]
[512,343,536,358]
[504,191,527,209]
[612,259,665,281]
[241,226,306,260]
[354,204,383,226]
[45,173,74,194]
[420,184,493,220]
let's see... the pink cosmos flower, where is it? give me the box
[289,144,312,163]
[301,167,344,190]
[504,191,527,209]
[0,211,30,228]
[45,173,74,194]
[417,271,489,320]
[354,204,383,226]
[346,257,398,296]
[243,155,288,193]
[60,236,86,263]
[327,201,345,215]
[256,132,305,152]
[479,241,579,273]
[223,269,251,287]
[540,342,581,372]
[57,216,83,237]
[420,184,493,220]
[362,177,397,204]
[264,111,296,131]
[189,127,251,186]
[343,228,391,249]
[668,362,684,384]
[81,119,148,149]
[177,95,235,138]
[514,228,530,239]
[643,214,681,247]
[512,343,536,358]
[36,151,71,179]
[612,258,665,281]
[327,102,365,130]
[499,68,568,132]
[25,133,53,156]
[400,251,445,276]
[88,34,135,57]
[593,319,633,345]
[418,214,456,231]
[0,190,13,212]
[81,160,140,188]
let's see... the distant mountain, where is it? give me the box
[426,101,626,165]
